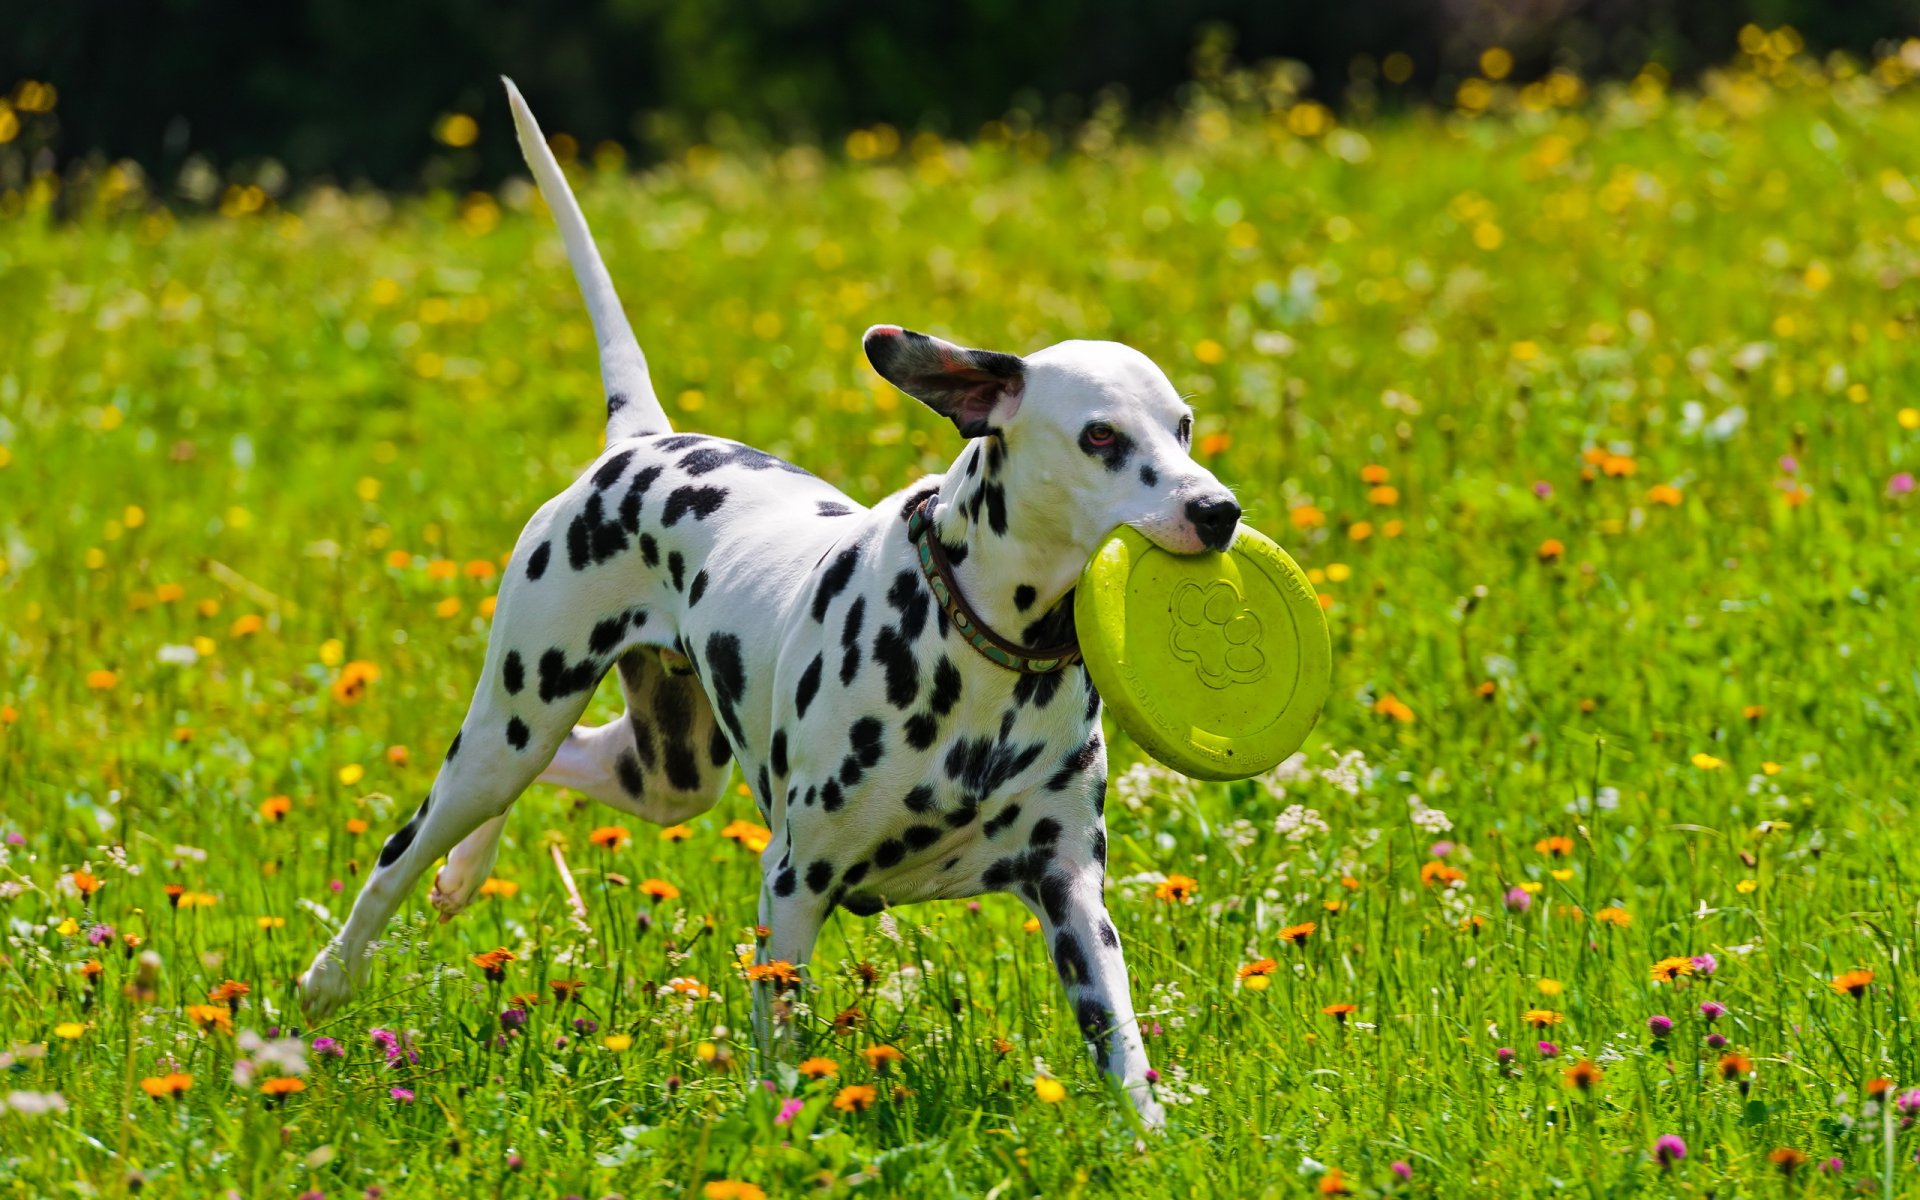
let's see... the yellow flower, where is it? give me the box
[1736,879,1759,894]
[53,1022,87,1040]
[1155,874,1199,903]
[1022,917,1041,933]
[703,1184,768,1200]
[1536,978,1563,997]
[1523,1009,1563,1028]
[798,1056,839,1080]
[1691,753,1723,770]
[1595,906,1632,927]
[337,763,365,786]
[832,1084,877,1112]
[603,1034,633,1052]
[1033,1076,1067,1104]
[660,824,695,842]
[1549,868,1574,882]
[1650,956,1695,982]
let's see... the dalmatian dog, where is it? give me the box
[300,79,1242,1128]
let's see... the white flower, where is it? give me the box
[4,1091,68,1116]
[156,643,199,666]
[1408,795,1453,834]
[1273,805,1330,843]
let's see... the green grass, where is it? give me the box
[4,42,1920,1198]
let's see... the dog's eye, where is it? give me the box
[1177,415,1193,446]
[1085,422,1116,447]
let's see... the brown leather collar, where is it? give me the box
[906,496,1080,675]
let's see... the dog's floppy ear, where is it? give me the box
[863,325,1025,437]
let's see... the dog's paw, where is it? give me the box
[431,819,503,923]
[300,946,356,1020]
[1130,1088,1167,1132]
[429,866,485,923]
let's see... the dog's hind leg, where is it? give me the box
[535,648,734,826]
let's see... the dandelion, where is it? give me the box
[1536,978,1563,997]
[1280,921,1316,946]
[588,825,630,851]
[603,1034,633,1052]
[1033,1076,1066,1104]
[1654,1134,1687,1170]
[1155,874,1198,903]
[703,1184,767,1200]
[1563,1060,1603,1091]
[833,1084,877,1112]
[639,878,681,902]
[1650,957,1694,983]
[1831,969,1874,999]
[798,1057,839,1080]
[53,1022,87,1040]
[719,819,771,852]
[1690,752,1722,770]
[471,948,516,981]
[186,1004,234,1035]
[1523,1009,1563,1028]
[1594,906,1631,927]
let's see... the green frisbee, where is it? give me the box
[1075,524,1330,782]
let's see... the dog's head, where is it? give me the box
[865,326,1240,554]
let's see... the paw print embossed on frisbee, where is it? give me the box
[1077,525,1329,781]
[1168,579,1267,688]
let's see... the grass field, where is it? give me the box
[5,33,1920,1197]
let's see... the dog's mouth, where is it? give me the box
[1128,519,1223,557]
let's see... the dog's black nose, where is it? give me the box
[1185,496,1241,551]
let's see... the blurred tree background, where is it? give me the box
[5,0,1920,193]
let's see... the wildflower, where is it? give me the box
[1536,978,1563,997]
[139,1073,192,1100]
[1503,886,1532,913]
[1895,1089,1920,1116]
[1372,693,1415,722]
[208,980,250,1011]
[746,961,800,990]
[478,878,518,898]
[1237,959,1277,991]
[548,979,586,1003]
[1646,483,1683,506]
[719,819,772,852]
[833,1084,878,1112]
[703,1184,768,1200]
[1717,1052,1753,1081]
[1690,752,1723,770]
[1536,1040,1560,1058]
[86,669,119,690]
[1419,860,1463,887]
[1033,1076,1066,1104]
[1537,538,1564,562]
[660,824,694,842]
[1390,1162,1412,1182]
[588,825,630,851]
[1832,969,1874,999]
[389,1086,416,1104]
[1647,1014,1674,1037]
[1563,1060,1603,1091]
[603,1034,633,1052]
[186,1004,234,1035]
[1361,464,1390,485]
[1866,1077,1893,1098]
[862,1044,904,1070]
[1691,953,1718,976]
[1768,1147,1807,1177]
[1891,472,1916,496]
[85,924,112,946]
[311,1037,344,1059]
[1706,1032,1728,1049]
[260,1077,306,1098]
[639,878,681,902]
[1650,956,1694,983]
[1594,906,1631,927]
[1496,1047,1515,1065]
[1318,1168,1352,1196]
[53,1022,87,1040]
[499,1008,528,1033]
[1523,1009,1563,1028]
[663,977,709,999]
[1155,874,1198,903]
[1534,835,1574,857]
[69,870,102,898]
[1280,921,1316,946]
[330,661,381,705]
[1322,1003,1356,1023]
[1653,1134,1687,1170]
[471,948,516,981]
[774,1097,805,1125]
[798,1057,839,1081]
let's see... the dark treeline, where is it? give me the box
[8,0,1920,191]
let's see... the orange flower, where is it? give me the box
[1280,921,1317,946]
[1367,485,1400,506]
[660,824,695,842]
[1537,538,1565,562]
[330,660,381,705]
[1289,504,1326,530]
[746,961,801,990]
[1360,464,1391,485]
[1522,1009,1563,1028]
[259,1077,306,1097]
[1420,860,1464,887]
[1318,1168,1352,1196]
[640,878,681,902]
[832,1084,877,1112]
[1645,483,1683,506]
[162,883,186,907]
[862,1044,905,1070]
[798,1056,839,1080]
[1372,693,1415,722]
[1867,1077,1894,1097]
[1832,969,1874,999]
[471,947,516,981]
[185,1004,234,1035]
[478,877,519,898]
[1237,958,1278,979]
[1594,906,1632,927]
[588,825,630,851]
[1718,1052,1753,1080]
[1198,431,1232,457]
[1322,1003,1356,1022]
[208,980,250,1010]
[258,795,292,822]
[69,870,102,898]
[1742,705,1766,722]
[140,1073,192,1099]
[1563,1060,1603,1091]
[386,745,410,765]
[1534,835,1574,858]
[549,979,587,1002]
[86,669,119,690]
[344,817,369,835]
[1600,454,1637,478]
[1650,956,1694,983]
[663,977,710,999]
[1155,874,1198,903]
[1768,1147,1807,1176]
[719,819,771,852]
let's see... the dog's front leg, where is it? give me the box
[1022,861,1167,1130]
[750,866,827,1074]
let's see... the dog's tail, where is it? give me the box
[503,77,669,442]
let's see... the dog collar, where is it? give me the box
[907,496,1080,675]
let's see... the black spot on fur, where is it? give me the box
[795,654,824,719]
[803,860,832,893]
[618,752,644,797]
[1013,670,1062,709]
[679,441,810,477]
[839,596,866,685]
[1090,828,1107,866]
[1098,920,1119,948]
[1022,600,1076,651]
[842,861,870,887]
[885,570,930,640]
[618,466,663,533]
[378,819,417,867]
[983,481,1008,535]
[1055,932,1091,986]
[704,633,749,747]
[770,730,788,776]
[1013,584,1037,612]
[591,448,635,490]
[445,731,462,761]
[983,803,1023,838]
[930,657,962,713]
[842,894,885,917]
[903,824,941,851]
[506,717,530,750]
[816,501,856,517]
[653,433,707,452]
[904,713,938,749]
[502,651,525,695]
[566,493,629,570]
[903,785,935,812]
[1079,425,1135,472]
[813,546,860,623]
[1038,871,1071,925]
[526,542,551,580]
[872,627,919,709]
[661,485,728,527]
[850,717,884,763]
[709,725,732,767]
[1139,463,1158,488]
[1047,735,1103,790]
[655,680,704,790]
[589,614,631,655]
[774,867,797,897]
[1076,997,1117,1059]
[668,551,686,592]
[1030,818,1062,847]
[688,570,709,607]
[874,838,906,869]
[539,648,602,703]
[607,391,626,416]
[640,533,660,567]
[945,736,1046,804]
[821,779,844,811]
[899,486,938,523]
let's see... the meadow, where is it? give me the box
[5,28,1920,1197]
